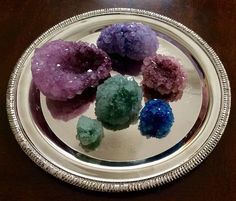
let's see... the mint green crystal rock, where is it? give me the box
[95,75,142,130]
[76,116,103,149]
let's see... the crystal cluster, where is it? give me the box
[141,54,187,101]
[31,40,111,101]
[76,115,103,149]
[97,22,158,61]
[95,75,142,130]
[139,99,174,138]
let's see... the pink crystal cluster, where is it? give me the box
[141,54,187,101]
[31,40,111,101]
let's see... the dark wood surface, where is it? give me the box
[1,1,235,200]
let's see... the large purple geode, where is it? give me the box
[31,40,111,101]
[141,54,187,101]
[97,22,158,61]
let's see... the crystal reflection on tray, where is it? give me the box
[46,87,96,122]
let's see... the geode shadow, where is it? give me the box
[109,54,143,76]
[100,115,139,131]
[143,85,184,102]
[46,87,96,121]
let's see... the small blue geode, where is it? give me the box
[139,99,174,138]
[97,22,158,61]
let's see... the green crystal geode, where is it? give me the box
[95,75,142,130]
[76,116,103,149]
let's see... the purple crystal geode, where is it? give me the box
[141,54,187,101]
[97,22,158,61]
[31,40,111,101]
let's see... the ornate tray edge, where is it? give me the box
[6,8,231,192]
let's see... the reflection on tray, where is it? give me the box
[46,87,96,121]
[143,85,184,102]
[109,54,143,76]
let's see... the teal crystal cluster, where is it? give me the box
[76,115,103,149]
[95,75,142,130]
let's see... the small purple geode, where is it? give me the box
[141,54,187,101]
[31,40,111,101]
[97,22,158,61]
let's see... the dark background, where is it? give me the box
[0,1,235,201]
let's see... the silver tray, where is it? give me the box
[6,8,231,192]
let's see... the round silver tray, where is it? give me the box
[6,8,231,192]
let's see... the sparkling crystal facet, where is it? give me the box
[31,40,112,101]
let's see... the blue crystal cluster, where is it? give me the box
[139,99,174,138]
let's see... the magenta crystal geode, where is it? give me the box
[97,22,158,61]
[141,54,187,101]
[31,40,111,101]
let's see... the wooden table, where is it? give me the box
[1,1,235,200]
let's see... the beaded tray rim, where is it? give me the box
[6,8,231,192]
